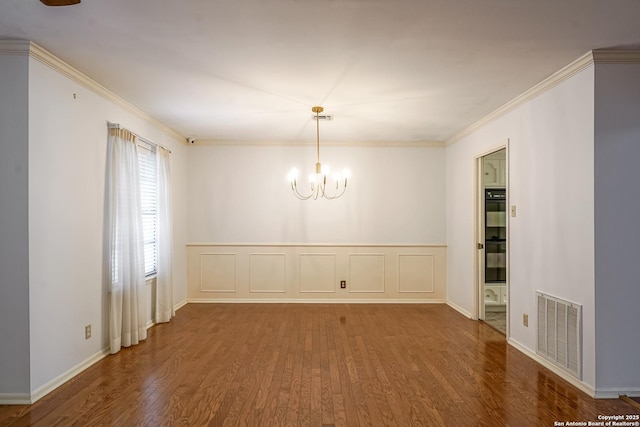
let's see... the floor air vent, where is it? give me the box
[536,292,582,379]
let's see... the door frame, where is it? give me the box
[473,140,509,335]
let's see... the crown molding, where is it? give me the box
[591,49,640,63]
[194,139,445,148]
[28,42,187,144]
[0,39,187,144]
[0,39,32,55]
[446,51,595,146]
[446,49,640,146]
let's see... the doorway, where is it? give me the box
[476,147,508,335]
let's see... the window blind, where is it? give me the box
[138,143,158,277]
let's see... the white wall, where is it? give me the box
[26,53,188,396]
[187,144,446,244]
[446,66,597,389]
[0,52,31,397]
[186,143,446,302]
[593,63,640,393]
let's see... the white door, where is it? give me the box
[477,147,508,335]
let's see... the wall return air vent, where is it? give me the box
[536,292,582,380]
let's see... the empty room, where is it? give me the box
[1,0,640,425]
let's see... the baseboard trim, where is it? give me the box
[28,347,110,404]
[620,395,640,410]
[0,393,31,405]
[595,388,640,399]
[187,298,447,304]
[174,299,189,311]
[507,338,596,398]
[4,308,188,406]
[445,300,473,319]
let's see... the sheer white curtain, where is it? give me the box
[106,124,147,354]
[155,146,174,323]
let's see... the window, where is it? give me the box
[138,142,158,277]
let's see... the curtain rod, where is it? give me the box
[107,122,172,153]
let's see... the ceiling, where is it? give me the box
[2,0,640,144]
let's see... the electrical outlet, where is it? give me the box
[522,314,528,327]
[340,280,346,289]
[85,324,92,340]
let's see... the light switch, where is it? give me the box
[511,205,517,217]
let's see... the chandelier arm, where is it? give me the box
[291,179,314,200]
[294,189,314,200]
[290,180,346,200]
[321,178,348,200]
[323,188,345,200]
[313,182,320,200]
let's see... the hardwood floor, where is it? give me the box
[1,304,637,426]
[483,307,506,335]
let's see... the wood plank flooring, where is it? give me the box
[483,307,506,335]
[1,303,638,426]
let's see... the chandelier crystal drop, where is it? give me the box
[288,106,350,200]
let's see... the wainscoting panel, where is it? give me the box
[187,244,446,302]
[299,254,336,293]
[397,254,434,293]
[200,253,237,292]
[250,253,286,293]
[349,253,385,293]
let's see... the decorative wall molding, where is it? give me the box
[187,242,447,248]
[200,253,237,292]
[397,254,435,293]
[446,49,640,146]
[0,39,186,144]
[348,253,385,293]
[187,244,446,302]
[299,253,336,293]
[249,253,286,293]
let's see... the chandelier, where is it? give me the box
[287,106,351,200]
